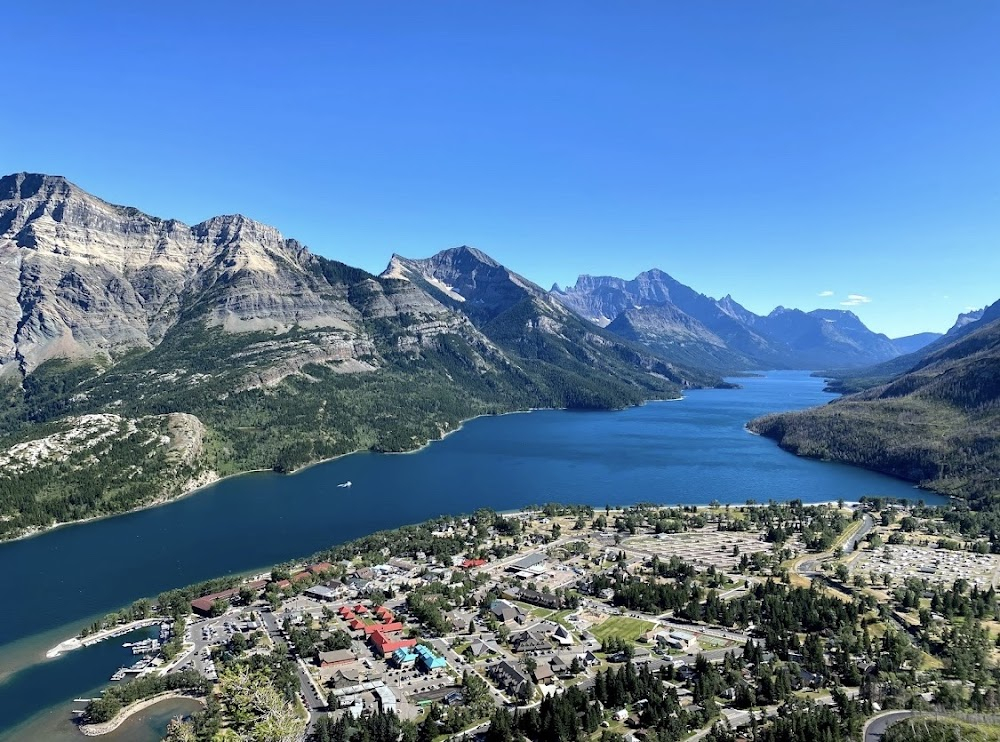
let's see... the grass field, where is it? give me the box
[592,616,655,645]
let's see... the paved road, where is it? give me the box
[863,710,915,742]
[796,514,874,577]
[259,609,327,732]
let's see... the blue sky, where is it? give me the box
[3,2,998,337]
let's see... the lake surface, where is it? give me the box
[0,371,944,739]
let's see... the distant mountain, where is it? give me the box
[382,247,721,399]
[891,332,944,355]
[750,312,1000,503]
[553,270,903,370]
[0,175,719,540]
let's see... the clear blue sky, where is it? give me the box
[4,2,998,337]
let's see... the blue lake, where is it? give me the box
[0,371,944,739]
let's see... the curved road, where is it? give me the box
[863,710,915,742]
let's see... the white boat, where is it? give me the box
[337,481,352,488]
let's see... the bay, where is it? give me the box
[0,371,944,739]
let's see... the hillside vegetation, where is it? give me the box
[750,314,1000,506]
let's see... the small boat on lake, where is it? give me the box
[337,481,352,488]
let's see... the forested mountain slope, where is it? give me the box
[749,313,1000,504]
[822,299,1000,394]
[0,175,719,539]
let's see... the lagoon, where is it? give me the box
[0,371,944,739]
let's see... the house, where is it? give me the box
[532,662,555,684]
[552,624,574,646]
[490,600,526,624]
[578,650,600,667]
[490,660,531,696]
[550,655,573,676]
[318,649,355,668]
[613,709,629,722]
[512,630,551,653]
[308,562,333,575]
[518,588,562,610]
[462,558,487,569]
[468,638,500,658]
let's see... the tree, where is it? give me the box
[486,707,515,742]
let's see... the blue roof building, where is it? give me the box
[415,644,447,671]
[391,647,417,667]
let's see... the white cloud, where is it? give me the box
[840,294,873,307]
[818,290,834,297]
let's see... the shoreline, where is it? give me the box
[77,692,205,737]
[3,397,687,545]
[46,618,162,659]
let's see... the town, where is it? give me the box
[72,501,1000,741]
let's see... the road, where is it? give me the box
[796,514,874,578]
[863,710,915,742]
[259,609,327,732]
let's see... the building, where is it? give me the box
[370,629,417,656]
[308,562,333,575]
[490,599,526,624]
[468,638,500,658]
[415,644,448,672]
[373,684,398,715]
[512,630,551,653]
[490,660,531,696]
[391,648,417,668]
[518,588,562,610]
[318,649,356,668]
[532,662,555,684]
[551,625,574,646]
[305,585,339,602]
[462,558,487,569]
[191,588,240,616]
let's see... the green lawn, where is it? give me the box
[591,616,654,645]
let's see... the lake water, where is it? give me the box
[0,371,944,740]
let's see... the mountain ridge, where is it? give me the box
[0,174,717,539]
[553,269,903,371]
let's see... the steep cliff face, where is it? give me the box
[0,173,475,379]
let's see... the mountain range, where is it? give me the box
[0,173,715,538]
[1,171,984,538]
[552,272,937,372]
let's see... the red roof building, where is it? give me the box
[348,618,366,632]
[462,558,487,569]
[338,606,353,617]
[363,621,403,635]
[308,562,333,575]
[353,604,368,614]
[369,629,417,656]
[191,588,240,616]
